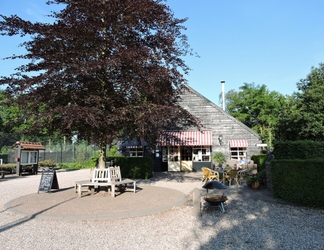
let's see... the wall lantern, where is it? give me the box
[218,135,223,145]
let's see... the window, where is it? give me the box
[230,147,247,160]
[181,147,192,161]
[168,146,179,162]
[192,146,211,162]
[21,151,38,164]
[162,147,167,162]
[129,147,143,157]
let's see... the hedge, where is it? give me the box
[107,156,153,179]
[273,141,324,160]
[271,158,324,209]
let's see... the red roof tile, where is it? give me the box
[11,141,46,150]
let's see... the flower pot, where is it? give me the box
[251,183,259,190]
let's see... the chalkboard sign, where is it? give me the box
[38,170,59,193]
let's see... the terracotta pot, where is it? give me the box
[251,183,259,190]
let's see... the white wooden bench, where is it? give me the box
[75,167,136,198]
[75,168,111,197]
[108,166,137,197]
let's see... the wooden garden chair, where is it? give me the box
[223,169,239,186]
[201,167,220,183]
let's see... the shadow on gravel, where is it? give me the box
[0,174,33,182]
[181,181,323,250]
[0,187,75,233]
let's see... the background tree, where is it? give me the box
[274,94,300,141]
[0,90,20,149]
[0,0,200,168]
[225,83,286,146]
[276,63,324,140]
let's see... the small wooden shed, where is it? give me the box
[11,141,45,176]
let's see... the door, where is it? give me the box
[168,146,180,171]
[180,146,193,171]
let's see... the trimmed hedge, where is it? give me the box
[108,156,153,179]
[0,164,16,173]
[38,160,56,168]
[273,141,324,160]
[271,158,324,209]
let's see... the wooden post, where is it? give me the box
[16,145,22,176]
[193,188,201,217]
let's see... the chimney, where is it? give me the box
[221,81,225,111]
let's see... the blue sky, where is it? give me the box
[1,0,324,106]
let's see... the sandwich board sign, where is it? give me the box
[38,169,59,193]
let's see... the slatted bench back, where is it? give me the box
[109,166,121,182]
[92,169,110,182]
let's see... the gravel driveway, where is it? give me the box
[0,169,323,250]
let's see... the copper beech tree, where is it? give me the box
[0,0,200,167]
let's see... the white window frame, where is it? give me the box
[129,147,144,157]
[21,151,38,165]
[162,147,167,162]
[192,146,211,162]
[230,147,247,160]
[168,146,180,162]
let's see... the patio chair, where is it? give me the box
[223,169,239,186]
[201,167,220,183]
[237,168,249,185]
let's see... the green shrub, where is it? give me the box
[57,156,153,179]
[107,145,120,157]
[273,141,324,159]
[0,164,16,173]
[111,156,153,179]
[247,175,259,185]
[271,158,324,209]
[38,160,56,168]
[257,169,266,184]
[62,159,95,170]
[212,152,226,165]
[251,154,267,172]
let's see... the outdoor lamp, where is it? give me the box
[218,135,223,145]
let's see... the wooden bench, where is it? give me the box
[75,168,110,197]
[75,167,136,198]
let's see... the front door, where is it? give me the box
[168,146,180,171]
[180,146,193,171]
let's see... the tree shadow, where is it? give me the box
[0,187,76,233]
[183,185,324,249]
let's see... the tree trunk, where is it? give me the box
[98,140,106,169]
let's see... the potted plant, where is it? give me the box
[247,175,259,189]
[257,169,267,186]
[212,152,226,169]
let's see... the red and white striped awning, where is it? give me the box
[159,131,212,146]
[229,139,248,148]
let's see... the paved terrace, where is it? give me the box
[3,170,287,220]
